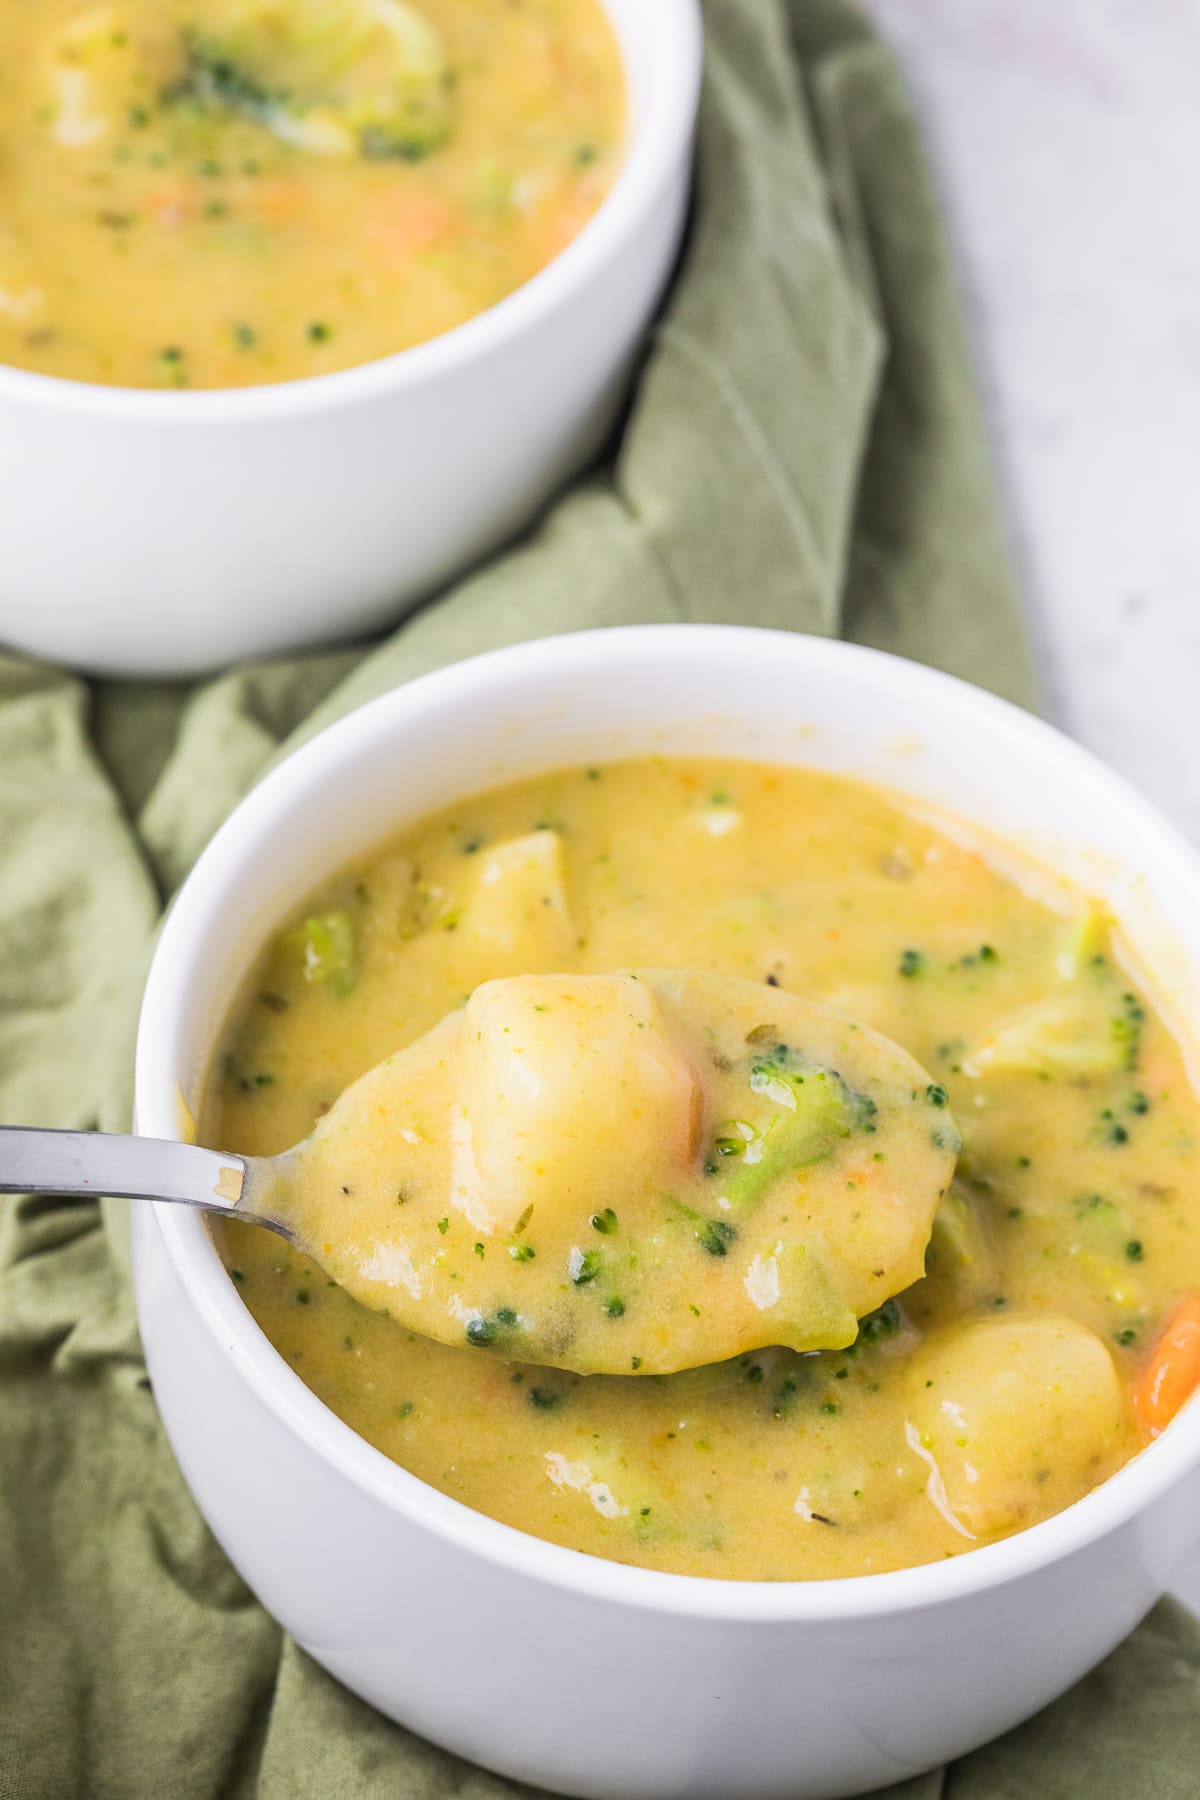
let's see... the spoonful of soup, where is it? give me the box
[0,970,959,1374]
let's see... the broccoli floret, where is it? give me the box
[710,1056,877,1208]
[166,1,455,161]
[280,909,358,996]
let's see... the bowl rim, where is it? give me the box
[0,0,702,423]
[135,623,1200,1622]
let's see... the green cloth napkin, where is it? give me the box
[2,3,1196,1797]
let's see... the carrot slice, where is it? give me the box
[1134,1295,1200,1437]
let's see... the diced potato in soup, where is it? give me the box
[0,0,624,387]
[207,759,1200,1580]
[904,1316,1126,1539]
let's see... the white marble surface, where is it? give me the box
[861,0,1200,1612]
[865,0,1200,840]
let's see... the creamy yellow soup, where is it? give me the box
[0,0,624,388]
[208,759,1200,1581]
[259,967,960,1374]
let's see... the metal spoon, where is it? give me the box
[0,1126,290,1234]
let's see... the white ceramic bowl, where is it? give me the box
[0,3,701,678]
[133,626,1200,1800]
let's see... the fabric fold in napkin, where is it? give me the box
[2,3,1197,1797]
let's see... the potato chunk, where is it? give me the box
[453,974,700,1236]
[905,1314,1128,1538]
[460,831,576,966]
[44,8,143,147]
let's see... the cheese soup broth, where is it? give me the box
[206,759,1200,1580]
[0,0,624,387]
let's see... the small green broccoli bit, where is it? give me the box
[571,1249,602,1286]
[695,1217,737,1257]
[465,1305,519,1348]
[174,34,274,117]
[711,1057,876,1208]
[285,909,358,996]
[1111,991,1146,1071]
[858,1297,901,1342]
[1057,902,1114,979]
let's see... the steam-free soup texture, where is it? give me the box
[0,0,623,388]
[208,760,1200,1581]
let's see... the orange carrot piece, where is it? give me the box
[374,196,458,262]
[253,181,307,225]
[144,181,193,226]
[1134,1295,1200,1437]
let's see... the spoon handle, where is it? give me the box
[0,1125,281,1231]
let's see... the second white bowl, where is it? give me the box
[0,0,702,677]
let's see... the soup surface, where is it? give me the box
[0,0,624,388]
[208,759,1200,1580]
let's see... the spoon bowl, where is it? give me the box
[0,967,958,1376]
